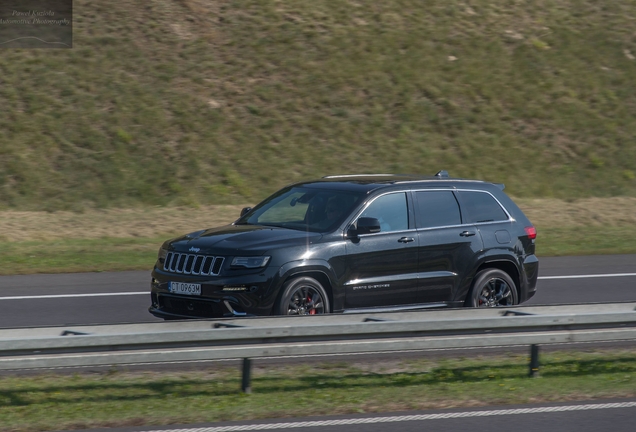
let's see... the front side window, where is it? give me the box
[457,191,509,223]
[414,190,461,228]
[359,192,408,232]
[236,186,365,233]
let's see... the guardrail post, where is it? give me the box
[529,344,540,377]
[241,358,252,393]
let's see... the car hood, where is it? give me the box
[166,224,323,255]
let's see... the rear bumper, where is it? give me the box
[520,254,539,303]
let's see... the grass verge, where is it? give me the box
[1,197,636,275]
[0,349,634,432]
[535,226,636,257]
[0,238,166,275]
[1,225,635,275]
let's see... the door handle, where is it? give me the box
[398,237,414,243]
[460,231,476,237]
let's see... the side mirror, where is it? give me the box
[240,207,252,217]
[354,217,381,235]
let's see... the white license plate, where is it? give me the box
[169,282,201,296]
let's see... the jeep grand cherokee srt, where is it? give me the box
[149,171,538,319]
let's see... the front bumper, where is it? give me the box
[149,291,255,319]
[149,266,280,319]
[148,296,249,319]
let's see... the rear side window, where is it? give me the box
[414,191,461,228]
[457,191,508,223]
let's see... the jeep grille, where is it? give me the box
[163,252,225,276]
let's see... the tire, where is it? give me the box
[466,269,518,308]
[274,276,330,315]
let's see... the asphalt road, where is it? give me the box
[2,255,635,432]
[1,254,635,328]
[75,400,636,432]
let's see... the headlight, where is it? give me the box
[230,256,271,269]
[158,248,168,261]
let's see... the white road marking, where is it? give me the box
[137,402,636,431]
[0,292,147,300]
[0,272,635,300]
[539,273,636,280]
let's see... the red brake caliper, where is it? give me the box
[308,294,316,314]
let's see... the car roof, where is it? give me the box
[291,172,502,194]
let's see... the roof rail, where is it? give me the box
[434,170,450,178]
[322,174,397,179]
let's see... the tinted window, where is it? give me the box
[237,186,364,232]
[360,193,408,232]
[457,191,508,223]
[414,191,461,228]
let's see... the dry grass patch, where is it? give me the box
[517,197,636,228]
[1,198,636,243]
[0,205,247,242]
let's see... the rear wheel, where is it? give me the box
[275,277,330,315]
[466,269,517,307]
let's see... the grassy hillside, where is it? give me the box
[1,0,635,211]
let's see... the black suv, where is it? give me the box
[149,172,538,319]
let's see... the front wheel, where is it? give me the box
[275,277,330,316]
[466,269,518,307]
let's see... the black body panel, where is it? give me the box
[149,174,539,318]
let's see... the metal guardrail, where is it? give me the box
[1,303,636,391]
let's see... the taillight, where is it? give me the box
[524,226,537,240]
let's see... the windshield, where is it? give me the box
[235,186,365,233]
